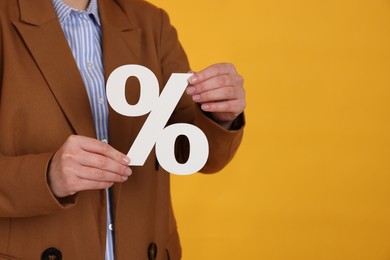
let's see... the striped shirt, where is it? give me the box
[51,0,114,259]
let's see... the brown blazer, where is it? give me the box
[0,0,244,259]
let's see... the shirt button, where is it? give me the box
[98,97,104,105]
[87,62,93,68]
[109,224,114,231]
[101,139,108,143]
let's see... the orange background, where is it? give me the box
[148,0,390,259]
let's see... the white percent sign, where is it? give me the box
[106,65,209,175]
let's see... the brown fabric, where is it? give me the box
[0,0,244,259]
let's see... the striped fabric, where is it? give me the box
[51,0,114,259]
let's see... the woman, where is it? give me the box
[0,0,245,259]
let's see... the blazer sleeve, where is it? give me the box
[0,11,75,218]
[157,8,245,173]
[0,153,75,218]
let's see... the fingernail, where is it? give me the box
[121,175,128,181]
[189,75,198,84]
[192,95,200,101]
[202,104,210,111]
[186,86,196,94]
[125,167,132,176]
[122,156,130,164]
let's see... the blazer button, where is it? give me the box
[41,247,62,260]
[148,242,158,260]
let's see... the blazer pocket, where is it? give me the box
[0,253,19,260]
[166,231,182,260]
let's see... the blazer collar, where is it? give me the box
[18,0,58,26]
[17,0,137,29]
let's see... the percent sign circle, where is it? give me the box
[106,65,209,175]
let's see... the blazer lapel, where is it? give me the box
[13,0,96,138]
[98,0,143,145]
[99,0,141,77]
[98,0,145,212]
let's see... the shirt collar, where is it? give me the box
[51,0,101,26]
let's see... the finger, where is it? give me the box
[72,179,115,194]
[76,165,129,183]
[200,100,244,114]
[188,63,236,85]
[186,75,233,95]
[73,136,130,165]
[76,150,132,177]
[191,86,238,103]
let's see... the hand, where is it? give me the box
[48,135,132,198]
[186,63,245,128]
